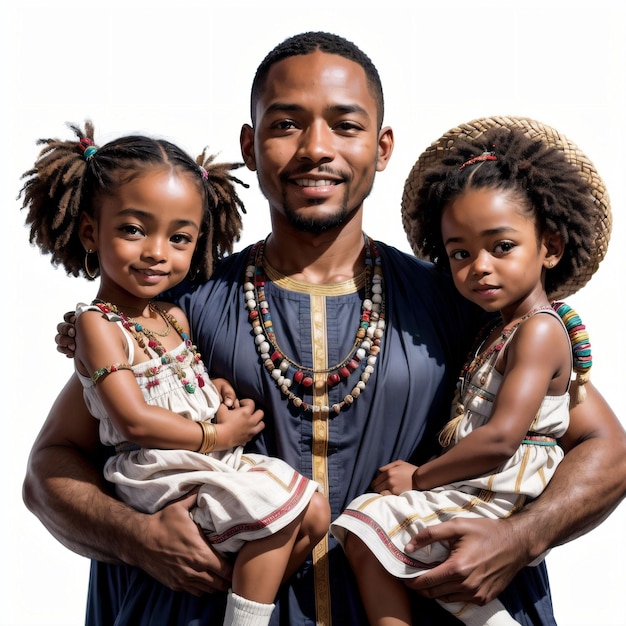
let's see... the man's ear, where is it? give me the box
[240,124,256,171]
[375,125,394,172]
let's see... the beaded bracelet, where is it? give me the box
[91,363,133,384]
[197,421,217,454]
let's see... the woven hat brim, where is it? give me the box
[401,115,612,299]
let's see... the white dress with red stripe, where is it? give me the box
[76,303,319,555]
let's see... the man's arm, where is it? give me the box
[405,382,626,604]
[22,374,232,596]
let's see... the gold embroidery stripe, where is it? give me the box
[264,262,364,296]
[311,293,331,626]
[516,446,531,493]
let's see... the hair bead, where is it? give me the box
[83,146,98,160]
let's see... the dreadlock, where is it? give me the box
[194,150,247,281]
[19,121,247,283]
[410,126,598,299]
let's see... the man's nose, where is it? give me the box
[297,122,335,163]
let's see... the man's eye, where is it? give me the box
[335,121,361,132]
[274,120,297,130]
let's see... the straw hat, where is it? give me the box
[401,115,612,299]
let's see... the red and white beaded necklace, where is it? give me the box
[244,236,385,414]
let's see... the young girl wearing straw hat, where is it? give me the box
[331,116,611,625]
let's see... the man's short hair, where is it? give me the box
[250,31,385,129]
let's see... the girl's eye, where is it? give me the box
[121,225,143,236]
[449,250,469,261]
[171,234,193,245]
[494,241,515,254]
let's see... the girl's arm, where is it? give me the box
[412,314,568,490]
[75,310,264,451]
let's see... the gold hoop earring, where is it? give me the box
[84,249,99,279]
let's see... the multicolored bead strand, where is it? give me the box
[441,305,553,448]
[244,236,385,414]
[92,300,206,394]
[552,301,592,404]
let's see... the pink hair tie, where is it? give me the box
[459,151,497,171]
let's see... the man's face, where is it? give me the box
[241,50,393,234]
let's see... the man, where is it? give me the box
[23,32,626,625]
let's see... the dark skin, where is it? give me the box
[24,50,626,609]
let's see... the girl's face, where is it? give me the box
[83,169,204,308]
[441,187,555,323]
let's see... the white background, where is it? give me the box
[2,1,624,624]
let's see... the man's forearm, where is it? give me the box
[510,388,626,561]
[23,444,141,564]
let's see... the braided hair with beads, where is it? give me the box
[19,121,247,282]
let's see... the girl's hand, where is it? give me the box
[215,398,264,449]
[211,378,240,409]
[371,460,418,495]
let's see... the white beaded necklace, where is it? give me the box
[244,236,385,414]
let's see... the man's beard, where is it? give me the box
[285,203,351,233]
[281,179,364,234]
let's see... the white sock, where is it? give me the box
[438,598,521,625]
[223,589,275,626]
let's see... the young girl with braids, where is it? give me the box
[20,122,330,626]
[331,117,610,626]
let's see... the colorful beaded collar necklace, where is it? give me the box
[93,300,179,356]
[92,300,205,393]
[244,236,385,414]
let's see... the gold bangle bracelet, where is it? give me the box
[197,421,217,454]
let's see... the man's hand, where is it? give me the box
[404,517,525,605]
[137,491,233,596]
[371,460,418,495]
[211,378,240,409]
[56,311,76,357]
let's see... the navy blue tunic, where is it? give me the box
[86,241,556,625]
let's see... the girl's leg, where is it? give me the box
[344,532,412,626]
[224,492,330,625]
[283,491,330,580]
[233,492,329,601]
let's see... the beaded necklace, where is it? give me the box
[457,305,553,413]
[440,305,552,448]
[244,236,385,414]
[92,300,206,394]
